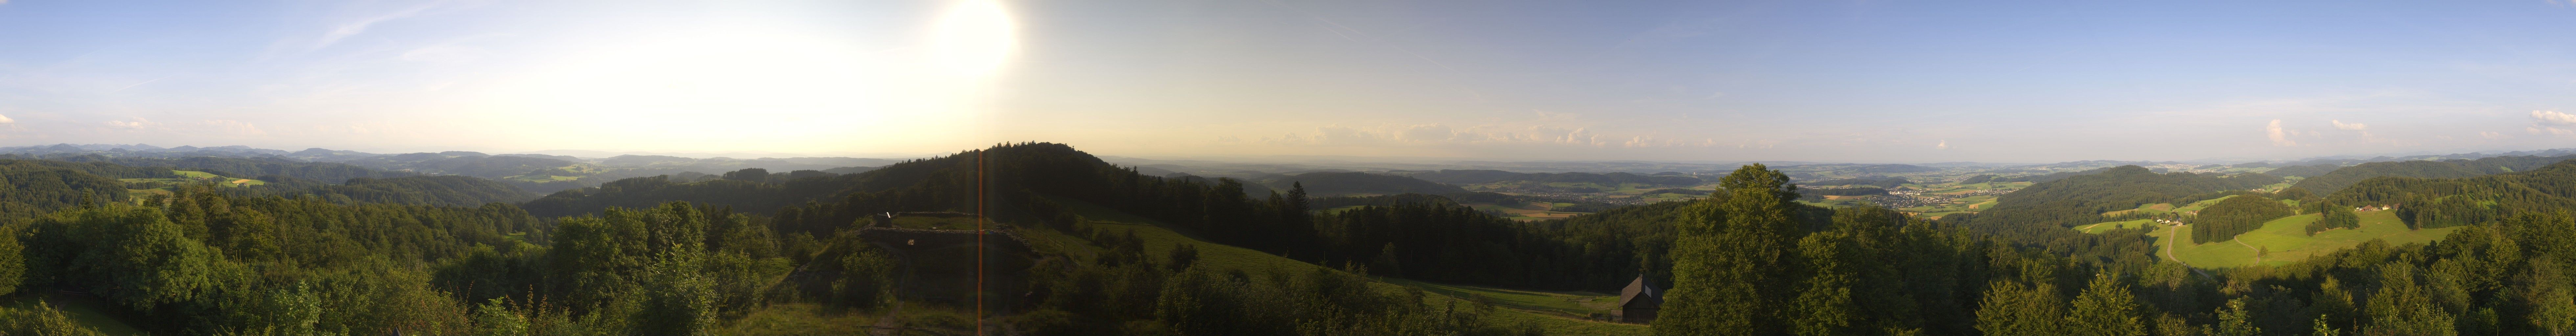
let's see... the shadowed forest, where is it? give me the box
[3,142,2576,335]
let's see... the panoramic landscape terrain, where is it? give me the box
[8,0,2576,335]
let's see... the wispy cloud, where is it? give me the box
[0,114,13,124]
[2535,110,2576,126]
[309,1,448,52]
[105,117,155,130]
[1935,140,1949,150]
[2331,120,2367,131]
[2266,119,2299,146]
[2529,111,2576,138]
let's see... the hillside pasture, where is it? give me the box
[2153,210,2459,268]
[2075,219,2160,234]
[1044,197,1650,334]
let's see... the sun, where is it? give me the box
[928,0,1019,79]
[476,1,1022,153]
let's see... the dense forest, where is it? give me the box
[2291,155,2576,194]
[2189,196,2296,244]
[1970,166,2281,232]
[10,142,2576,335]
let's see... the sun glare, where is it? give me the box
[928,0,1018,78]
[481,1,1021,152]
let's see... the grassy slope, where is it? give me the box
[4,293,150,336]
[2152,210,2458,268]
[2075,219,2159,234]
[1047,198,1651,335]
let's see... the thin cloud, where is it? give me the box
[2266,119,2298,146]
[0,114,12,124]
[310,1,448,51]
[106,117,155,130]
[1936,140,1949,150]
[2331,120,2367,131]
[2535,110,2576,126]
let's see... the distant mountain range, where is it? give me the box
[0,143,904,193]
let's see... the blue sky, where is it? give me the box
[2,0,2572,162]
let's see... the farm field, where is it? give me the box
[1046,197,1650,335]
[2148,210,2458,268]
[2074,219,2160,234]
[120,170,262,187]
[1461,200,1595,221]
[1378,278,1621,320]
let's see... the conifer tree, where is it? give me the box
[1975,280,2067,336]
[2068,271,2147,336]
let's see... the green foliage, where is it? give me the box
[0,300,108,336]
[2295,160,2486,194]
[1659,164,1804,336]
[299,175,536,207]
[2212,297,2258,336]
[1260,172,1466,196]
[1975,166,2279,228]
[52,204,233,308]
[471,298,529,336]
[0,224,21,296]
[2192,195,2295,243]
[2066,271,2145,336]
[2309,206,2361,235]
[1974,281,2065,336]
[2292,155,2574,193]
[828,243,895,310]
[0,160,134,220]
[2329,159,2576,228]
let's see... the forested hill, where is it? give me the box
[1260,172,1467,196]
[298,175,537,207]
[518,171,857,218]
[49,155,413,183]
[2326,158,2576,228]
[2291,154,2576,193]
[0,160,152,221]
[1398,169,1703,186]
[1969,165,2280,230]
[0,158,532,214]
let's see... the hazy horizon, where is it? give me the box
[5,0,2574,162]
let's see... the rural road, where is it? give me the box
[2163,225,2216,281]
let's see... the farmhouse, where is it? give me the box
[1616,275,1662,324]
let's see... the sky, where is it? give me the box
[2,0,2574,163]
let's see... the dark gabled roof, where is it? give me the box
[1617,275,1661,308]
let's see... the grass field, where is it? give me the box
[1045,197,1650,335]
[720,303,879,335]
[2151,210,2458,268]
[1474,201,1587,221]
[2074,219,2160,234]
[1378,278,1620,319]
[121,170,260,187]
[888,216,978,230]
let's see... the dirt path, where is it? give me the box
[2164,226,2216,281]
[2234,239,2261,265]
[870,301,906,336]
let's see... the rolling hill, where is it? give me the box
[2290,154,2576,193]
[1260,172,1467,196]
[1398,169,1703,186]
